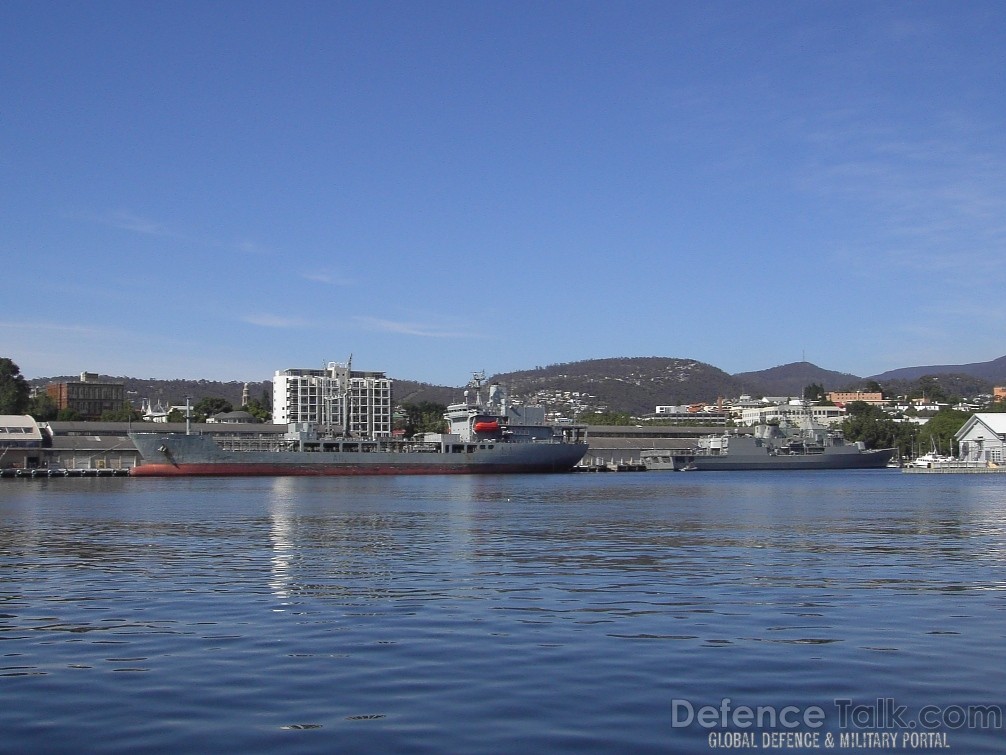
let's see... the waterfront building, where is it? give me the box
[46,372,126,420]
[272,360,392,437]
[0,415,43,469]
[579,424,729,467]
[955,413,1006,465]
[207,411,258,424]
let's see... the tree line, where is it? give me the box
[839,402,986,459]
[2,356,442,431]
[0,358,271,422]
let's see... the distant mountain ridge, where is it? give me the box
[27,353,1006,417]
[732,362,862,398]
[483,354,1006,414]
[485,357,741,415]
[868,354,1006,383]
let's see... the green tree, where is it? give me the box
[803,383,825,401]
[243,397,272,422]
[27,392,59,421]
[0,358,30,414]
[57,407,82,421]
[100,403,144,422]
[193,397,233,420]
[910,377,949,404]
[916,409,970,456]
[841,401,916,456]
[397,401,448,435]
[842,401,882,419]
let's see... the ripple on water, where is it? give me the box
[2,473,1005,753]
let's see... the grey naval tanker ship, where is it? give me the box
[641,416,895,471]
[129,375,587,476]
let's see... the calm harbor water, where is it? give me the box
[2,471,1005,753]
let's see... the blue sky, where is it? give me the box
[3,1,1005,386]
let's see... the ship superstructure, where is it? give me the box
[642,410,894,471]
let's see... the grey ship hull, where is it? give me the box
[129,432,588,476]
[672,447,895,471]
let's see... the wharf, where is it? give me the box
[1,468,130,479]
[574,461,647,472]
[902,464,1006,474]
[577,424,720,471]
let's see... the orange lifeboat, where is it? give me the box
[474,420,500,433]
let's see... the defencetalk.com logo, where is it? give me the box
[671,697,1003,750]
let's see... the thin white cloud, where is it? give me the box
[103,210,171,236]
[79,210,270,256]
[0,320,125,340]
[301,270,357,286]
[233,239,270,256]
[0,320,223,379]
[0,319,225,352]
[352,315,476,339]
[794,114,1006,284]
[241,314,310,328]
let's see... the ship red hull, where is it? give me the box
[128,462,576,476]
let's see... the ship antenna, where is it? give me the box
[468,370,487,406]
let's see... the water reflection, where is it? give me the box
[268,480,296,599]
[3,473,1006,753]
[252,473,1006,607]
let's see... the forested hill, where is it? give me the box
[485,358,743,415]
[389,380,460,407]
[226,360,759,415]
[870,354,1006,383]
[732,362,862,398]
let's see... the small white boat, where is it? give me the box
[909,451,954,468]
[909,440,954,469]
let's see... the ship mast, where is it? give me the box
[468,370,486,407]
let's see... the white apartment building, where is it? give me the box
[273,361,392,437]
